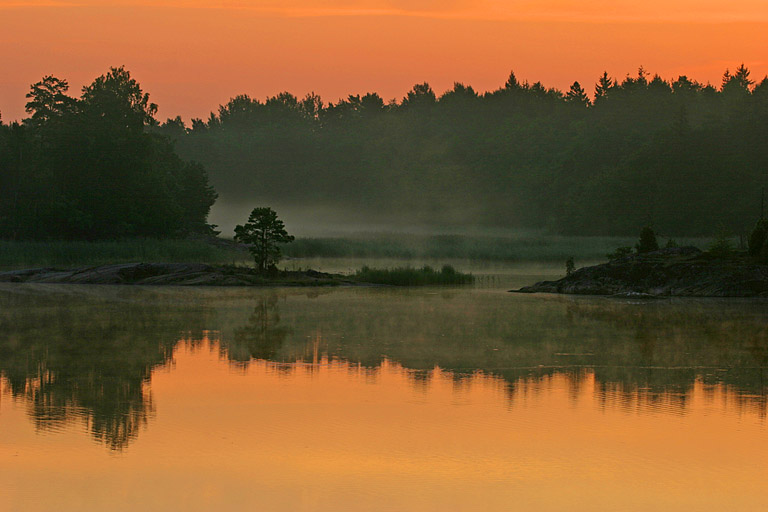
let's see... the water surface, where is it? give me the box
[1,276,767,511]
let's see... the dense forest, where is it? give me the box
[0,67,216,240]
[1,65,767,239]
[161,65,768,236]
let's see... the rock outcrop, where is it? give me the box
[0,263,349,287]
[513,247,768,297]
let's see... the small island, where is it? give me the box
[0,262,473,287]
[514,246,768,297]
[0,207,474,288]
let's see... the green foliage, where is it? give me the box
[708,225,735,258]
[1,233,712,270]
[1,67,216,240]
[160,64,768,236]
[760,238,768,265]
[565,82,591,107]
[565,256,575,275]
[748,219,768,257]
[353,265,473,286]
[234,207,295,273]
[606,246,633,260]
[665,238,678,248]
[24,75,76,127]
[6,64,768,238]
[635,226,659,253]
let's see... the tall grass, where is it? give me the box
[354,265,474,286]
[0,239,248,270]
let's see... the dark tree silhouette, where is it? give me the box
[234,207,295,273]
[401,82,437,109]
[0,66,216,240]
[6,63,768,238]
[24,76,76,127]
[594,71,615,102]
[636,226,660,253]
[565,81,591,107]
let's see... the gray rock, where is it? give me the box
[512,247,768,297]
[0,263,348,287]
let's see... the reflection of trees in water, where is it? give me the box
[395,365,766,418]
[20,365,156,451]
[273,294,768,415]
[562,300,768,408]
[0,288,210,450]
[3,286,768,452]
[220,294,291,366]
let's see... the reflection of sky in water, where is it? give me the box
[0,284,767,510]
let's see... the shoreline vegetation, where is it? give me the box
[0,262,473,287]
[354,265,473,286]
[4,65,768,246]
[514,224,768,297]
[0,234,715,270]
[514,247,768,297]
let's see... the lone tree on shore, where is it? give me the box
[635,225,659,253]
[234,207,294,273]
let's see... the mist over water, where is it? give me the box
[1,281,766,510]
[209,200,538,238]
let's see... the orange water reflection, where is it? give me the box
[1,336,767,512]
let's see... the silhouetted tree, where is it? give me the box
[8,63,768,238]
[565,81,591,107]
[0,67,217,240]
[748,219,768,257]
[722,64,753,94]
[401,82,437,109]
[594,71,615,102]
[504,70,521,90]
[24,76,76,127]
[636,226,659,253]
[234,207,295,273]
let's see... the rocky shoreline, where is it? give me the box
[0,262,353,287]
[513,247,768,297]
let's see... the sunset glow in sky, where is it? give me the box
[1,0,767,122]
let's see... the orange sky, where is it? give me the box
[1,0,767,122]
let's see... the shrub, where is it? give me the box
[635,225,659,254]
[565,256,575,275]
[606,246,633,260]
[708,228,734,258]
[748,219,768,257]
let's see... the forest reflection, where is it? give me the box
[0,285,766,451]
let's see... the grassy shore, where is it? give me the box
[0,233,714,270]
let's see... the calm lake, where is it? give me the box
[1,264,767,511]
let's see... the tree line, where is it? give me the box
[163,64,768,236]
[2,64,767,239]
[0,67,216,240]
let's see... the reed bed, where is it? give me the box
[353,265,474,286]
